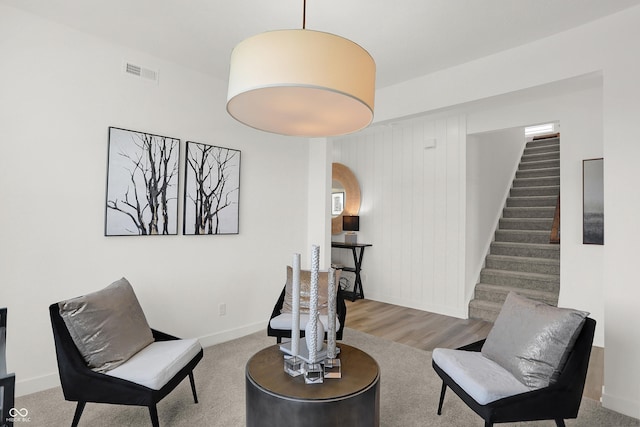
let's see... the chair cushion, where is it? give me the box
[269,313,340,332]
[58,278,154,373]
[481,292,589,388]
[433,348,532,405]
[281,266,337,315]
[106,338,202,390]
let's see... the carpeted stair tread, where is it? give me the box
[524,141,560,151]
[506,195,558,207]
[486,254,559,274]
[498,218,554,230]
[510,185,559,197]
[468,299,502,323]
[525,138,560,148]
[495,229,553,244]
[490,241,559,259]
[486,253,559,264]
[503,206,555,218]
[480,268,559,280]
[522,149,559,158]
[521,152,560,162]
[518,159,560,170]
[474,283,559,305]
[513,176,560,187]
[515,167,560,178]
[480,269,559,292]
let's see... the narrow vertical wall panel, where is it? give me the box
[445,117,463,308]
[411,121,425,301]
[434,119,446,306]
[371,131,384,296]
[422,119,437,304]
[401,124,413,299]
[390,126,403,298]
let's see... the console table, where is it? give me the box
[246,344,380,427]
[331,242,372,301]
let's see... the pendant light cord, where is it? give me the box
[303,0,306,29]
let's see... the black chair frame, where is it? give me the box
[1,308,15,427]
[433,317,596,427]
[49,304,203,427]
[267,286,347,343]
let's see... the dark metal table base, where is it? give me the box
[246,344,380,427]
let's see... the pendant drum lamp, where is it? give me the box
[226,1,376,137]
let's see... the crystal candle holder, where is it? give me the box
[284,355,304,377]
[323,357,342,379]
[304,362,324,384]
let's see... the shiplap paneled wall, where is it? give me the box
[332,114,468,318]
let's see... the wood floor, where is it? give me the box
[345,298,603,401]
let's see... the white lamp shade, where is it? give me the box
[227,29,375,137]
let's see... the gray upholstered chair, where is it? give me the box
[1,308,16,427]
[267,267,346,343]
[50,278,203,427]
[432,292,595,427]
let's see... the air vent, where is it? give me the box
[123,61,159,84]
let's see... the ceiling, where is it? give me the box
[3,0,640,88]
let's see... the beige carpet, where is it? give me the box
[16,328,640,426]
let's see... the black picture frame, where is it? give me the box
[105,127,180,236]
[583,158,604,245]
[183,141,241,235]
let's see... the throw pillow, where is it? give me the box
[281,266,337,315]
[481,292,589,388]
[58,277,154,373]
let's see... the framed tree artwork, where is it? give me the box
[183,142,241,235]
[105,127,180,236]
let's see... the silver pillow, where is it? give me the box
[481,292,588,388]
[59,278,154,373]
[281,266,330,315]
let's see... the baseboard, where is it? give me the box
[366,293,468,319]
[15,321,266,398]
[601,389,640,419]
[15,372,60,397]
[198,320,265,348]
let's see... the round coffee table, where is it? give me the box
[246,343,380,427]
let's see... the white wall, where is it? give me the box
[466,127,526,301]
[371,6,639,417]
[332,114,467,317]
[0,5,312,396]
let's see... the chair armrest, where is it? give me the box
[457,339,485,352]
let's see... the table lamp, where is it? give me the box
[343,216,359,244]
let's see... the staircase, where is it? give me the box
[469,135,560,322]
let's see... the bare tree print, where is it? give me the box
[105,128,179,236]
[184,142,240,235]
